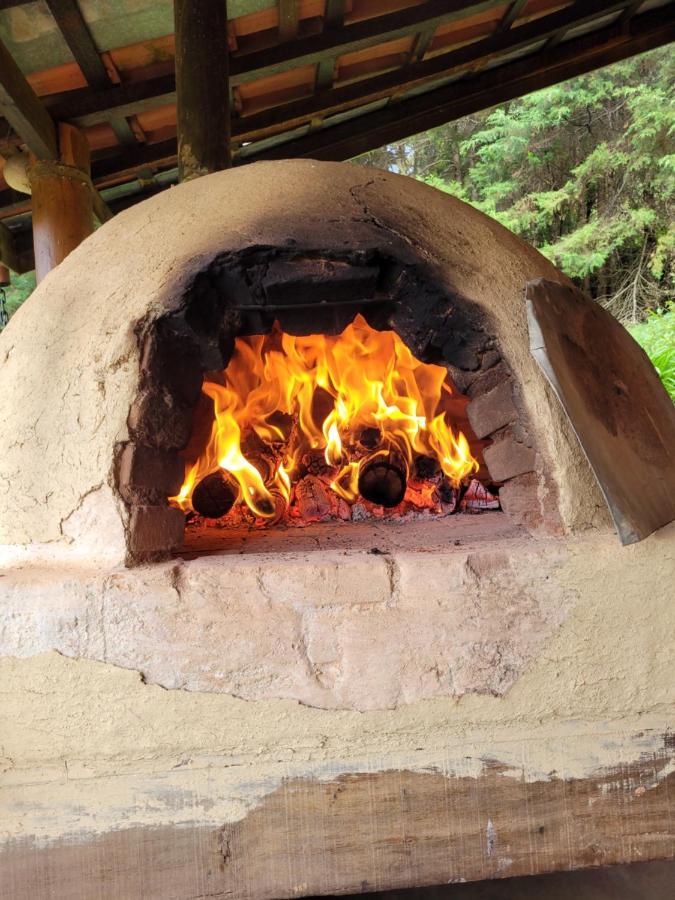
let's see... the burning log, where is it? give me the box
[414,454,441,480]
[359,427,381,450]
[191,470,237,519]
[294,474,336,521]
[358,454,407,508]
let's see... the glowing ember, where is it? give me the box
[172,315,479,522]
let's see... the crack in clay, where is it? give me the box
[58,481,105,543]
[383,555,401,607]
[348,180,430,260]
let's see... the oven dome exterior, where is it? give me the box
[0,159,607,563]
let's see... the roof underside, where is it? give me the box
[0,0,673,267]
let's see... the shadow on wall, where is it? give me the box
[309,859,675,900]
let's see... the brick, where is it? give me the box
[128,388,194,450]
[499,472,564,534]
[483,438,536,482]
[140,318,202,406]
[467,381,518,439]
[466,361,511,399]
[128,506,185,554]
[118,443,185,505]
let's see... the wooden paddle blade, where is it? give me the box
[526,278,675,544]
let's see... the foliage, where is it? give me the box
[627,302,675,401]
[359,47,675,319]
[0,271,35,330]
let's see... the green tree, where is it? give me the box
[360,47,675,321]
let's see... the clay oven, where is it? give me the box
[5,158,670,564]
[1,160,674,711]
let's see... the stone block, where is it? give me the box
[118,442,185,504]
[484,438,536,482]
[128,506,184,554]
[467,380,518,439]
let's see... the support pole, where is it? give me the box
[174,0,231,181]
[29,124,94,283]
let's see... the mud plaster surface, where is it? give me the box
[0,517,575,709]
[1,522,673,843]
[0,160,609,558]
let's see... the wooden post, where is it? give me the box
[174,0,231,181]
[29,123,94,283]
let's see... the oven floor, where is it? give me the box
[175,511,525,558]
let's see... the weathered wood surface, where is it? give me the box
[29,123,94,283]
[1,751,673,900]
[174,0,231,180]
[0,36,57,159]
[527,278,675,544]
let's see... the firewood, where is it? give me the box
[359,427,381,449]
[295,474,336,521]
[358,454,407,508]
[414,454,441,479]
[191,470,237,519]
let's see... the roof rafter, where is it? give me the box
[0,38,58,159]
[45,0,509,127]
[43,0,139,148]
[246,5,674,165]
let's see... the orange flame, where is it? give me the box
[173,315,478,518]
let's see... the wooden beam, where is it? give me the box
[29,123,94,282]
[43,0,109,89]
[46,0,509,127]
[71,0,665,189]
[409,26,437,62]
[314,0,345,90]
[0,38,57,159]
[235,0,642,141]
[230,0,507,85]
[500,0,528,30]
[278,1,300,41]
[44,0,139,149]
[0,745,673,898]
[245,6,674,165]
[323,0,346,28]
[174,0,231,180]
[48,0,639,134]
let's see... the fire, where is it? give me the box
[173,315,478,519]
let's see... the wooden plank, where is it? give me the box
[527,278,675,544]
[43,0,109,89]
[245,6,673,164]
[0,38,57,159]
[279,0,300,41]
[174,0,231,180]
[0,749,673,898]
